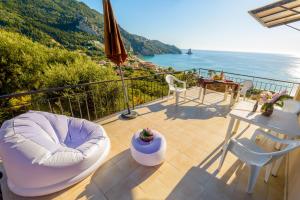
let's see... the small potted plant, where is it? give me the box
[139,128,154,142]
[260,90,291,117]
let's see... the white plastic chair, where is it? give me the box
[262,99,300,149]
[269,99,300,174]
[165,75,187,105]
[238,80,254,101]
[218,129,300,193]
[282,99,300,114]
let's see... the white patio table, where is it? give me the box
[221,101,300,175]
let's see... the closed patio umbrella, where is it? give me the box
[102,0,138,119]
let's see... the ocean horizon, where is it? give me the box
[143,49,300,82]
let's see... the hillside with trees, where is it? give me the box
[0,29,184,123]
[0,29,117,95]
[0,0,185,123]
[0,0,181,57]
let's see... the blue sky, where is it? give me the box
[80,0,300,55]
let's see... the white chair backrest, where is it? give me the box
[240,80,253,95]
[282,99,300,114]
[166,75,175,89]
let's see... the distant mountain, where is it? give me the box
[0,0,181,57]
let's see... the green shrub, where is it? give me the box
[0,29,117,95]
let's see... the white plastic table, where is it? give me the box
[221,101,300,174]
[198,79,240,106]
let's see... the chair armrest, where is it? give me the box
[232,130,300,162]
[256,132,300,158]
[255,129,297,145]
[173,77,187,88]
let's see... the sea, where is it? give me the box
[143,50,300,83]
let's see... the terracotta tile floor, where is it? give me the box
[1,87,285,200]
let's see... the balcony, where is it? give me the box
[0,87,286,200]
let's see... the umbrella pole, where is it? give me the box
[118,65,138,119]
[119,65,130,114]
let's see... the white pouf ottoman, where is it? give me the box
[0,111,110,197]
[130,130,166,166]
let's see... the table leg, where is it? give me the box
[198,86,203,100]
[222,117,236,151]
[272,157,283,177]
[230,87,235,106]
[202,85,207,104]
[232,119,241,135]
[219,117,236,169]
[224,85,228,101]
[175,92,179,106]
[272,135,292,176]
[236,86,241,103]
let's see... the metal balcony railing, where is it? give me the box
[0,72,190,123]
[0,68,299,124]
[197,68,299,96]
